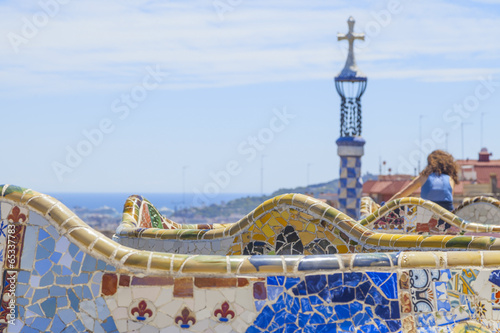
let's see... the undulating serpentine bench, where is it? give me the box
[2,184,500,332]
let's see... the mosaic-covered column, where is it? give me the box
[337,137,365,218]
[335,17,367,219]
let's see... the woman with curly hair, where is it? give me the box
[389,150,460,211]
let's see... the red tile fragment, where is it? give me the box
[101,273,118,296]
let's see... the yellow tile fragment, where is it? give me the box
[336,245,349,253]
[306,223,316,233]
[299,232,316,245]
[261,224,275,238]
[290,220,303,231]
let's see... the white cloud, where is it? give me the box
[0,0,499,94]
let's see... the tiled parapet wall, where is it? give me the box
[4,185,500,332]
[115,193,500,254]
[360,196,500,236]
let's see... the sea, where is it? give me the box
[48,192,257,214]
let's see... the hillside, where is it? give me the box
[171,173,377,220]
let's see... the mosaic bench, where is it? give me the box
[359,196,500,237]
[114,193,500,255]
[3,185,500,332]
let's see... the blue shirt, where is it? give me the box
[421,173,453,202]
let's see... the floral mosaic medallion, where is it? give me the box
[175,307,196,329]
[213,301,235,322]
[129,299,156,322]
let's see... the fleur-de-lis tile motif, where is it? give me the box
[214,301,235,322]
[7,206,26,223]
[175,307,196,329]
[131,300,153,321]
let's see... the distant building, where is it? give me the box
[363,148,500,205]
[363,174,416,203]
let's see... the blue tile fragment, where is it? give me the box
[390,301,400,319]
[344,272,365,287]
[254,306,275,329]
[50,252,62,264]
[353,312,371,326]
[35,246,51,261]
[41,237,55,252]
[50,286,66,297]
[373,318,390,333]
[38,229,50,241]
[35,259,52,276]
[246,327,261,333]
[386,319,401,332]
[274,309,286,326]
[375,304,391,320]
[316,323,336,333]
[41,297,56,317]
[488,270,500,287]
[83,286,93,300]
[339,320,354,332]
[267,276,279,286]
[267,286,283,301]
[367,286,389,305]
[272,295,285,312]
[334,304,350,320]
[69,243,79,257]
[81,256,97,272]
[309,312,325,324]
[328,273,343,288]
[292,281,307,296]
[28,303,44,317]
[68,289,80,312]
[72,273,89,285]
[101,316,118,332]
[350,301,363,316]
[32,288,49,303]
[40,271,55,287]
[301,298,313,312]
[71,261,81,274]
[18,271,30,284]
[254,300,266,312]
[73,320,85,332]
[32,317,51,331]
[331,286,355,302]
[299,313,311,327]
[51,315,66,333]
[62,267,73,276]
[59,309,77,325]
[305,275,327,294]
[57,297,68,308]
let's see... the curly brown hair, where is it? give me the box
[421,150,460,184]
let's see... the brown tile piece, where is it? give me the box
[237,278,249,287]
[119,275,131,287]
[101,273,118,296]
[174,277,194,298]
[253,281,267,300]
[194,278,237,288]
[131,276,174,286]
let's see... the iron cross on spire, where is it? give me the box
[337,16,364,74]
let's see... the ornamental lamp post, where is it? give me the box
[335,17,367,219]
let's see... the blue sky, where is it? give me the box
[1,0,500,195]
